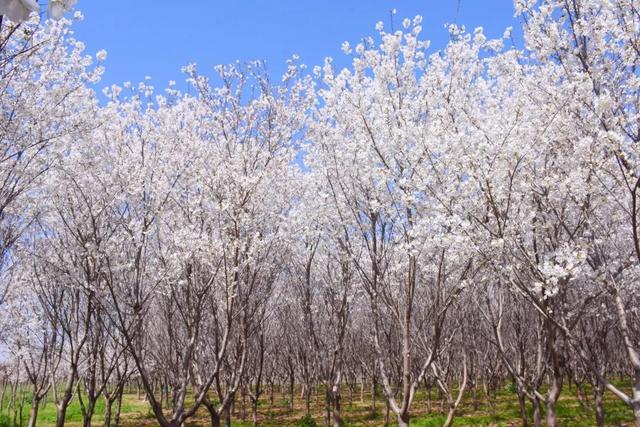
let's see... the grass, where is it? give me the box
[0,381,635,426]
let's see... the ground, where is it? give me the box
[0,382,635,426]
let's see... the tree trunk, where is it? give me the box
[546,373,562,427]
[532,397,542,427]
[332,391,342,427]
[54,370,78,427]
[305,385,311,416]
[82,402,95,427]
[288,375,295,411]
[613,289,640,427]
[210,411,221,427]
[0,380,6,413]
[269,381,274,411]
[8,378,18,412]
[593,382,605,427]
[396,410,409,427]
[19,391,25,427]
[370,372,377,413]
[384,400,389,426]
[633,368,640,427]
[241,386,247,421]
[516,388,528,427]
[251,398,258,427]
[27,399,40,427]
[544,316,563,427]
[472,377,479,410]
[104,396,113,427]
[115,389,124,427]
[56,405,68,427]
[224,404,231,427]
[324,391,331,427]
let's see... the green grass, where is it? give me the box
[0,387,149,427]
[0,381,635,426]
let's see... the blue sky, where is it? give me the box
[72,1,520,91]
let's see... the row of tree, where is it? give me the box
[0,1,639,426]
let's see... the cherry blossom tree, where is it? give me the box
[0,15,100,312]
[2,2,640,427]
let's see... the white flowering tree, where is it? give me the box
[2,1,640,427]
[0,266,55,427]
[306,18,484,426]
[484,1,640,424]
[0,14,99,312]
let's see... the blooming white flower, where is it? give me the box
[473,27,486,45]
[96,49,108,61]
[0,0,38,23]
[49,0,76,20]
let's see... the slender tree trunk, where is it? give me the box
[8,378,18,412]
[575,382,587,408]
[269,382,274,414]
[396,412,409,427]
[115,389,124,427]
[104,396,113,427]
[288,375,295,411]
[241,386,247,421]
[203,397,222,427]
[472,377,479,410]
[27,399,40,427]
[251,398,258,427]
[532,397,542,427]
[224,404,231,427]
[56,405,68,427]
[164,380,170,408]
[305,384,311,416]
[55,371,77,427]
[516,388,528,427]
[593,382,605,427]
[546,369,563,427]
[82,402,95,427]
[442,359,468,427]
[613,289,640,427]
[324,391,331,427]
[0,380,6,413]
[631,367,640,427]
[370,370,377,413]
[332,391,342,427]
[384,400,389,426]
[19,391,25,427]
